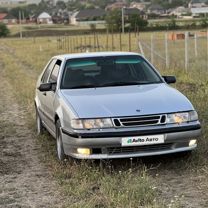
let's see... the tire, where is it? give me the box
[56,120,66,161]
[36,107,44,136]
[178,150,192,158]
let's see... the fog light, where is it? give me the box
[189,140,197,147]
[77,148,91,155]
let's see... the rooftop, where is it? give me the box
[76,9,105,19]
[0,13,8,20]
[55,52,140,60]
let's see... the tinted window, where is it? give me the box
[41,59,57,83]
[49,60,62,83]
[61,55,162,89]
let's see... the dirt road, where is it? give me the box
[0,67,64,207]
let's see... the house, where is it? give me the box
[0,0,44,6]
[52,15,67,24]
[147,4,166,15]
[27,14,38,24]
[106,2,127,11]
[71,9,106,26]
[37,12,53,24]
[52,11,71,24]
[191,7,208,16]
[123,8,147,19]
[169,6,190,17]
[0,0,26,6]
[0,13,7,22]
[188,0,207,8]
[0,13,17,24]
[3,14,17,24]
[130,1,151,11]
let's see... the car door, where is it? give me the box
[38,59,57,129]
[43,59,62,133]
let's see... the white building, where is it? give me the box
[70,9,106,26]
[130,1,151,11]
[37,12,53,24]
[170,6,190,17]
[188,0,207,8]
[191,7,208,16]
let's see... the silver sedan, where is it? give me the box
[35,52,201,161]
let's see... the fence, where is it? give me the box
[39,30,208,73]
[56,32,138,53]
[138,31,208,73]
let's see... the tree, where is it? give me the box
[0,23,10,37]
[200,17,208,28]
[128,14,148,31]
[10,7,30,19]
[105,10,122,32]
[167,17,178,29]
[85,4,95,9]
[94,0,109,9]
[0,7,8,13]
[56,1,66,10]
[66,1,85,10]
[90,23,96,32]
[27,4,38,15]
[37,0,52,14]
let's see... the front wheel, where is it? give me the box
[56,120,67,161]
[36,107,44,135]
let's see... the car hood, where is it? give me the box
[61,84,194,118]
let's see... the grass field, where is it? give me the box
[0,31,208,207]
[8,24,106,37]
[7,18,207,37]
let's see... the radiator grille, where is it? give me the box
[106,143,173,155]
[113,115,166,127]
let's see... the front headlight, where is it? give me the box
[71,118,113,129]
[189,111,198,121]
[166,111,198,124]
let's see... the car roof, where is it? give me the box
[54,52,141,60]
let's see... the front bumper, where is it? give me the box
[61,123,201,159]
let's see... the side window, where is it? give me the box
[41,59,57,83]
[49,60,62,83]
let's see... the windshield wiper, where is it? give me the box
[67,81,161,89]
[99,81,151,87]
[69,84,97,89]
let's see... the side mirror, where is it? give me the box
[163,76,176,84]
[38,82,56,92]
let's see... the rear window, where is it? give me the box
[61,55,162,89]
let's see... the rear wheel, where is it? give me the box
[56,120,66,161]
[36,107,44,135]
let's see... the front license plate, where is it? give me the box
[122,135,165,147]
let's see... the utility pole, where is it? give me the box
[19,10,22,39]
[122,7,125,34]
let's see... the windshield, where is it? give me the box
[61,55,162,89]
